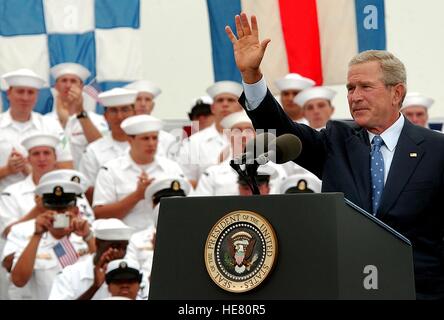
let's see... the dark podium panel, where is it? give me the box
[149,193,415,299]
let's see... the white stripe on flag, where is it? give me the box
[316,0,358,84]
[242,0,289,95]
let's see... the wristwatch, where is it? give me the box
[76,111,88,119]
[83,230,94,242]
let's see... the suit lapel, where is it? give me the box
[345,128,372,212]
[377,121,424,218]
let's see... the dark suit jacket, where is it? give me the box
[241,90,444,299]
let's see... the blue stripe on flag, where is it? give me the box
[206,0,242,83]
[355,0,386,52]
[48,32,96,85]
[0,0,46,36]
[2,89,53,114]
[95,0,140,29]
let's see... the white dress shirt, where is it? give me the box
[367,114,404,184]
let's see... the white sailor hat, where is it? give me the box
[2,68,45,89]
[294,86,337,107]
[39,169,90,193]
[274,73,315,92]
[124,80,161,98]
[220,111,252,129]
[191,95,213,106]
[401,92,434,110]
[206,81,243,99]
[98,88,138,107]
[35,179,83,196]
[105,259,142,284]
[145,176,191,205]
[121,114,163,135]
[21,133,60,151]
[92,218,134,241]
[279,173,322,194]
[50,63,91,82]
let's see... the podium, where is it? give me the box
[149,193,415,299]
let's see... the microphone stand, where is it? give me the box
[245,162,261,195]
[229,160,260,195]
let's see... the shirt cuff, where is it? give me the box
[242,76,267,111]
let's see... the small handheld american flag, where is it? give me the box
[53,237,79,268]
[83,77,102,103]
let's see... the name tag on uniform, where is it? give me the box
[137,244,154,251]
[36,252,52,260]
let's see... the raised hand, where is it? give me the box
[135,171,154,201]
[67,85,84,114]
[225,13,271,84]
[71,215,90,239]
[34,211,56,235]
[7,149,27,175]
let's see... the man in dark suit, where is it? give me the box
[225,13,444,299]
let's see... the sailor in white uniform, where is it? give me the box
[93,114,184,232]
[194,111,286,196]
[45,63,108,169]
[177,81,244,188]
[124,80,175,158]
[0,68,73,192]
[7,179,94,299]
[48,218,148,300]
[78,88,137,187]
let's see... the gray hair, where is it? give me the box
[349,50,407,86]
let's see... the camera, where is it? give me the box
[53,213,70,229]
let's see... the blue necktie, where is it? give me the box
[370,136,385,215]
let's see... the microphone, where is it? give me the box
[255,134,302,164]
[230,132,276,165]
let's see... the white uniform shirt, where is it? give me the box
[78,134,129,185]
[45,111,109,169]
[126,226,156,278]
[157,130,176,159]
[93,153,184,231]
[194,159,287,196]
[0,175,35,235]
[7,220,89,300]
[177,124,229,182]
[0,110,72,191]
[0,175,95,235]
[281,161,317,177]
[48,253,149,300]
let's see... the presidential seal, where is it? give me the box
[204,210,277,293]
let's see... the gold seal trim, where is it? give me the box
[204,210,278,293]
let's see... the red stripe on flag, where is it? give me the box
[278,0,323,85]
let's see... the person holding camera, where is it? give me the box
[49,218,148,300]
[7,179,94,299]
[0,133,60,239]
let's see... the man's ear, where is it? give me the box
[393,83,406,108]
